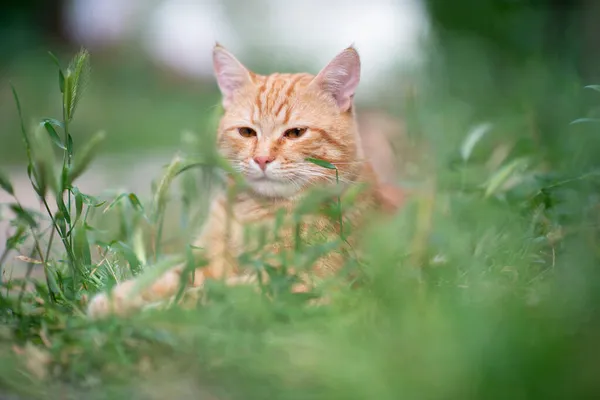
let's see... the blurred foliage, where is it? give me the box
[424,0,590,71]
[0,0,64,60]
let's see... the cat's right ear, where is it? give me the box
[310,46,361,112]
[213,44,252,109]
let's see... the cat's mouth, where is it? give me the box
[247,171,284,183]
[246,175,299,198]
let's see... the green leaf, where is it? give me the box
[10,204,38,228]
[305,157,337,170]
[31,124,58,196]
[41,120,66,150]
[55,211,68,236]
[56,196,72,225]
[6,226,27,249]
[570,118,600,125]
[127,193,145,213]
[114,241,142,274]
[10,83,33,163]
[461,122,492,161]
[67,130,106,185]
[0,169,14,195]
[48,51,65,93]
[60,164,69,193]
[27,164,43,197]
[73,224,91,267]
[41,117,63,128]
[584,85,600,93]
[44,267,61,298]
[174,161,212,177]
[58,72,65,94]
[75,190,84,221]
[484,158,529,197]
[103,193,127,213]
[101,192,144,216]
[152,156,184,223]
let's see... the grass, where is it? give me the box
[0,46,600,400]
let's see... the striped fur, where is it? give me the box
[87,45,401,318]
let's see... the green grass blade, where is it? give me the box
[0,169,14,195]
[41,119,66,150]
[67,130,106,185]
[306,157,336,169]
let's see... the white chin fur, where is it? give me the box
[248,178,301,198]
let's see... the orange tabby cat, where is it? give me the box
[87,44,403,318]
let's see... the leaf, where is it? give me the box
[15,255,42,264]
[67,130,106,185]
[48,51,65,94]
[41,118,63,128]
[485,158,529,197]
[570,118,600,125]
[59,72,65,95]
[6,226,27,249]
[305,157,337,170]
[10,204,38,228]
[41,119,66,150]
[55,211,68,236]
[103,193,127,213]
[461,122,492,161]
[127,193,145,213]
[31,124,58,196]
[296,239,343,270]
[60,164,69,193]
[56,195,71,225]
[0,169,14,195]
[152,156,184,222]
[132,226,147,266]
[75,191,84,220]
[174,161,212,177]
[114,241,142,274]
[584,85,600,93]
[73,224,91,267]
[10,83,33,162]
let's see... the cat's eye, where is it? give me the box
[238,127,257,138]
[283,128,307,139]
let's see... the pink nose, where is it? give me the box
[253,156,275,171]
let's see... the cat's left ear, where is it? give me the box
[213,43,253,109]
[310,46,361,112]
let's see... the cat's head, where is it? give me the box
[212,44,363,199]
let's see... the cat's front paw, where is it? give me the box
[87,281,143,319]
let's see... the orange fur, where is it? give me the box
[87,44,404,318]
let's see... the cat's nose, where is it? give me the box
[253,156,275,171]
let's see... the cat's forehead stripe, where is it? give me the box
[274,74,305,120]
[253,73,313,123]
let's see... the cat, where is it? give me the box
[87,43,404,318]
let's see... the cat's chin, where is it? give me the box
[247,177,300,199]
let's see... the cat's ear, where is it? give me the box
[213,43,253,109]
[310,46,361,112]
